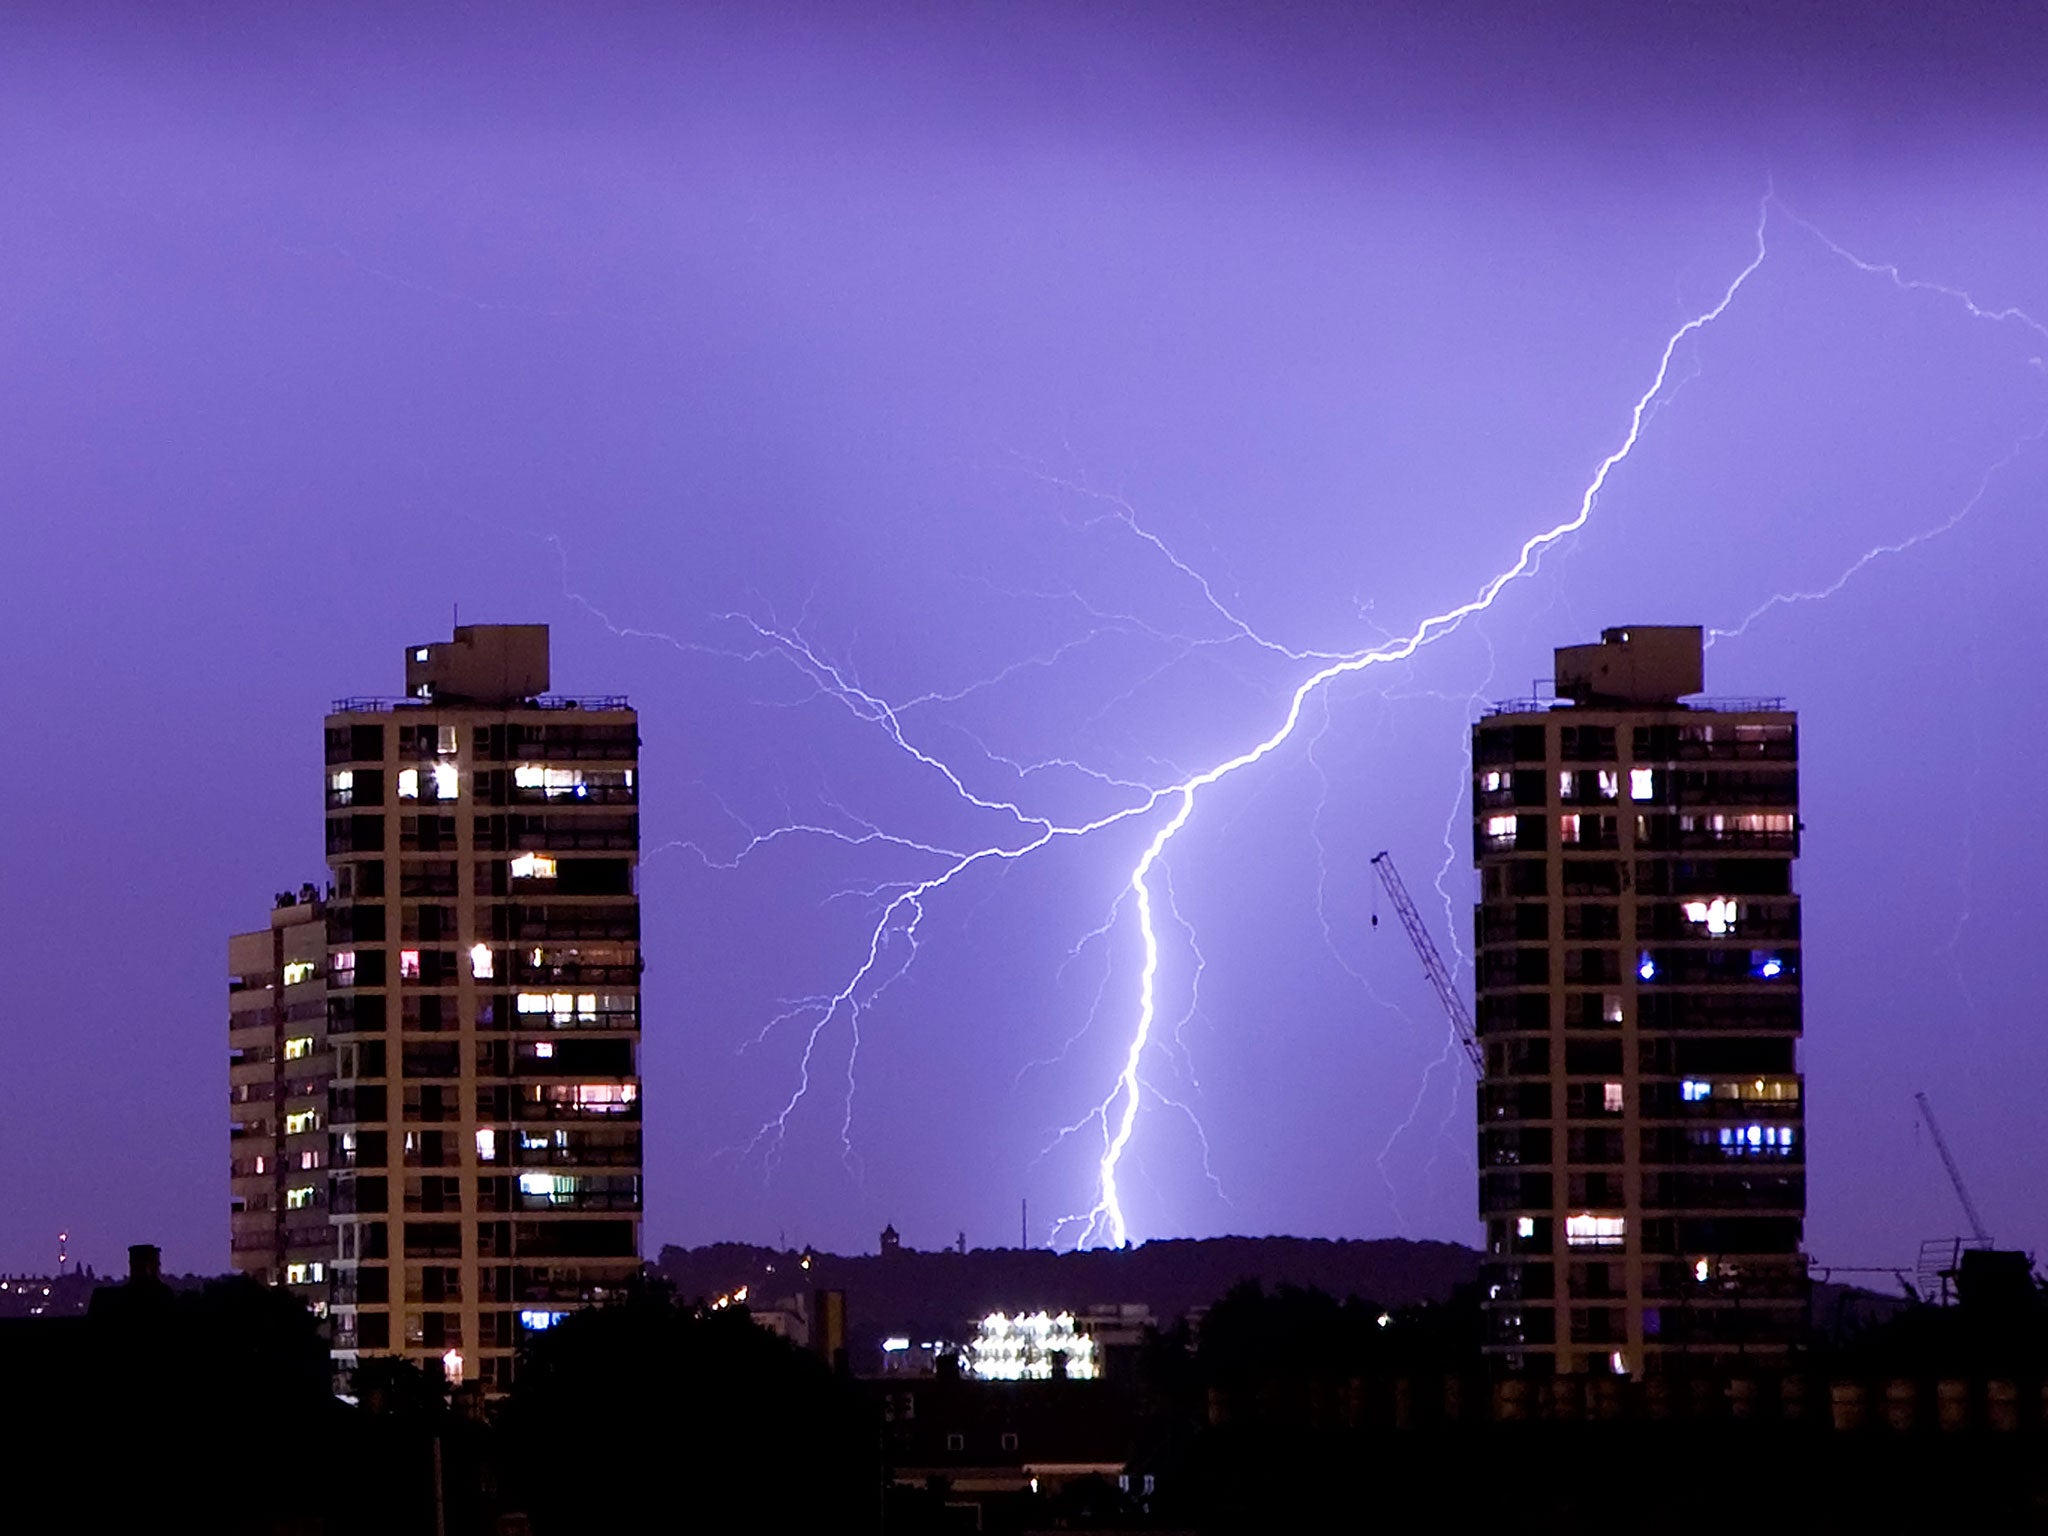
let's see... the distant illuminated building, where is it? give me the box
[965,1312,1100,1381]
[1473,626,1805,1375]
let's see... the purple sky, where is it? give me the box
[5,2,2046,1277]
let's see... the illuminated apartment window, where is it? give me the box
[437,725,457,756]
[1714,1077,1800,1104]
[1681,1080,1712,1102]
[1565,1214,1625,1248]
[534,1041,555,1059]
[1559,814,1582,844]
[1482,770,1509,794]
[332,951,357,987]
[285,1109,318,1134]
[286,1264,309,1285]
[1557,770,1575,800]
[1596,769,1619,800]
[1681,897,1738,936]
[518,991,600,1025]
[1602,1082,1624,1113]
[432,763,459,801]
[329,770,355,805]
[300,1149,320,1170]
[283,1035,314,1061]
[475,1129,497,1162]
[400,949,421,979]
[510,853,558,880]
[285,1185,314,1210]
[469,944,494,980]
[253,1155,267,1175]
[398,768,420,800]
[1484,814,1516,847]
[310,1262,325,1282]
[1629,767,1655,800]
[283,960,318,987]
[1516,1217,1536,1239]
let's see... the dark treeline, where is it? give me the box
[9,1264,2048,1533]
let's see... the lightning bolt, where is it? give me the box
[1058,202,1773,1244]
[566,185,2048,1248]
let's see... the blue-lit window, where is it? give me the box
[519,1309,569,1331]
[1681,1080,1711,1102]
[1716,1124,1796,1157]
[1637,952,1657,981]
[1750,951,1787,979]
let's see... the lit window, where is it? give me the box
[1596,770,1619,800]
[534,1041,555,1059]
[1602,1082,1624,1112]
[286,1264,308,1285]
[414,647,430,661]
[253,1155,266,1175]
[437,725,457,756]
[1694,1258,1711,1283]
[1752,952,1785,980]
[1609,1351,1628,1376]
[432,763,459,800]
[283,960,318,987]
[514,765,589,797]
[1637,953,1656,981]
[475,1129,497,1162]
[398,768,420,799]
[470,944,494,980]
[310,1262,324,1282]
[1629,767,1655,800]
[1559,813,1582,844]
[400,949,421,979]
[1515,1217,1536,1239]
[442,1349,463,1385]
[1558,771,1575,801]
[332,951,357,986]
[1483,770,1509,794]
[1681,1079,1712,1102]
[329,770,355,805]
[519,1309,569,1331]
[1484,815,1516,846]
[1602,994,1623,1023]
[301,1150,319,1170]
[285,1109,318,1134]
[509,853,558,880]
[1565,1213,1625,1248]
[285,1185,314,1210]
[1681,897,1738,936]
[283,1035,314,1060]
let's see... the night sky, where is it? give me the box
[5,2,2046,1278]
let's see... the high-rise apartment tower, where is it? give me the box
[1473,626,1804,1375]
[324,625,642,1390]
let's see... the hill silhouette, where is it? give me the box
[655,1234,1480,1351]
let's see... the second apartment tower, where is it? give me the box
[324,625,642,1389]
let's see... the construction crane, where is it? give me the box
[1370,851,1484,1079]
[1914,1091,1991,1244]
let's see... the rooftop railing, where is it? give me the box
[1484,695,1787,717]
[330,695,632,714]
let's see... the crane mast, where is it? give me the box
[1914,1091,1991,1245]
[1370,851,1484,1079]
